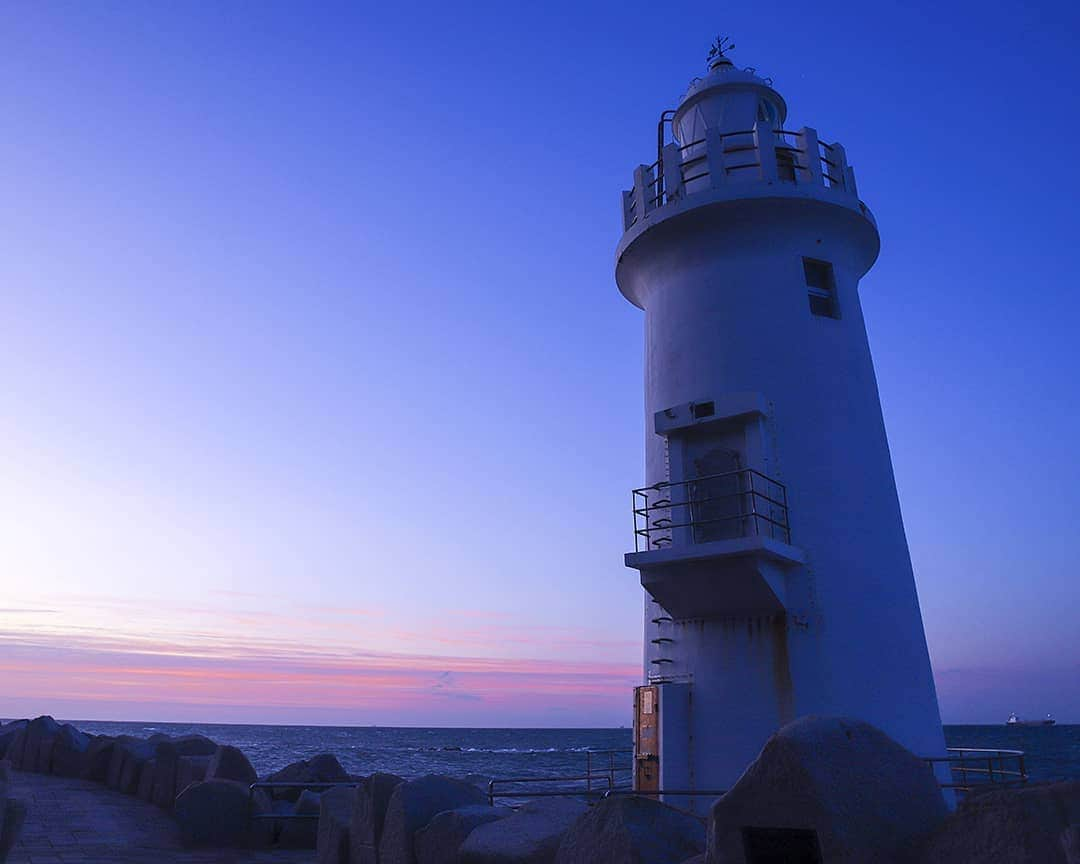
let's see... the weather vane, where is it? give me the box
[707,35,735,63]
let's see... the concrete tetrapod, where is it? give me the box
[414,804,513,864]
[378,775,489,864]
[706,716,947,864]
[555,795,705,864]
[459,798,589,864]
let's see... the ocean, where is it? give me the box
[58,721,1080,792]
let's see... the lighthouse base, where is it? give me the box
[634,681,718,815]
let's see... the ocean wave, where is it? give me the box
[410,746,606,754]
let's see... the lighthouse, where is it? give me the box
[618,41,947,805]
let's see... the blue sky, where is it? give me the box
[0,0,1077,725]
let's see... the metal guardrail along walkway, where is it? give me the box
[246,744,1029,826]
[925,747,1028,794]
[486,746,1028,807]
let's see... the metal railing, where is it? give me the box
[487,745,1028,810]
[924,748,1027,795]
[487,749,633,806]
[622,122,858,230]
[632,468,790,552]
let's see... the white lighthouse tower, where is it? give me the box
[619,41,947,805]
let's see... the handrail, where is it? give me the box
[487,773,614,806]
[632,468,791,551]
[604,788,727,799]
[924,748,1028,794]
[488,749,633,805]
[636,467,778,492]
[634,511,791,541]
[635,486,790,514]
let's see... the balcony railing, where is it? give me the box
[632,468,790,553]
[622,122,861,231]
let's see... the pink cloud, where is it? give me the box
[0,627,639,726]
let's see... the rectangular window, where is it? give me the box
[804,258,839,319]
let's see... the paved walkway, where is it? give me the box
[6,769,314,864]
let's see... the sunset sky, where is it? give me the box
[2,1,1078,726]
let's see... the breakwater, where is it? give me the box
[57,720,1080,784]
[2,715,1079,863]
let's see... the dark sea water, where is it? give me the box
[68,722,636,793]
[57,721,1079,789]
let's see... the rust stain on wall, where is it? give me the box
[770,615,795,724]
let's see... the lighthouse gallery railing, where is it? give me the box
[632,468,791,552]
[622,121,861,231]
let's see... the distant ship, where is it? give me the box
[1007,712,1055,726]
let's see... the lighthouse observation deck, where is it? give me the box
[632,468,791,553]
[620,122,871,234]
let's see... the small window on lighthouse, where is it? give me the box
[757,99,778,127]
[804,258,839,319]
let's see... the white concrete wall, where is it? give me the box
[619,194,946,793]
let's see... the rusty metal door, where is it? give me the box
[634,685,660,793]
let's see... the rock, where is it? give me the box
[107,736,153,792]
[106,737,129,787]
[249,798,285,847]
[35,737,56,773]
[137,759,157,801]
[555,795,705,864]
[278,788,322,848]
[80,736,115,783]
[50,724,90,777]
[3,729,27,771]
[919,780,1080,864]
[23,716,61,773]
[318,786,358,864]
[266,752,351,802]
[174,779,258,847]
[0,722,27,761]
[350,772,405,864]
[206,744,258,786]
[119,740,154,795]
[0,761,27,861]
[151,735,218,809]
[1063,825,1080,864]
[175,754,213,799]
[415,804,513,864]
[707,716,947,864]
[379,774,489,864]
[459,798,589,864]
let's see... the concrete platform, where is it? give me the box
[6,769,313,863]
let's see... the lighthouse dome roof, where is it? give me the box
[673,53,787,145]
